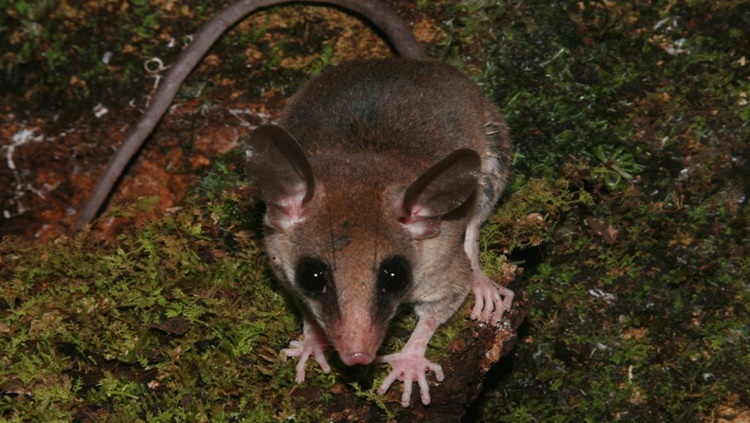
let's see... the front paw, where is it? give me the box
[375,351,444,407]
[283,321,332,383]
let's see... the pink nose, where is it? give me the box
[341,352,375,366]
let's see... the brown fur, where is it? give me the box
[256,58,511,361]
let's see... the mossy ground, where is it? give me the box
[2,0,749,421]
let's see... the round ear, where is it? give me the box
[400,148,481,238]
[245,124,315,231]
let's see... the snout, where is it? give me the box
[331,322,383,367]
[340,351,376,366]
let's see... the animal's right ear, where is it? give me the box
[245,124,314,232]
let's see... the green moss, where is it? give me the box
[465,0,749,420]
[1,201,302,420]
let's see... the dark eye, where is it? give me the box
[296,258,331,293]
[378,256,410,293]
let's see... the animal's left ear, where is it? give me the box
[399,148,481,239]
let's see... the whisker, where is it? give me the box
[373,183,381,269]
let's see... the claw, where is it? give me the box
[465,220,515,325]
[375,317,442,407]
[470,273,514,325]
[282,319,331,383]
[376,353,442,407]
